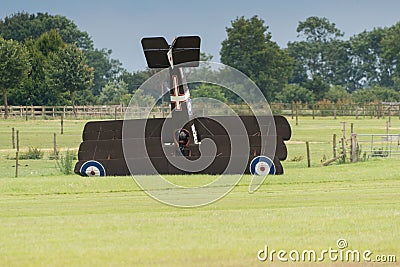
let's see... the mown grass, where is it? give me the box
[0,116,399,266]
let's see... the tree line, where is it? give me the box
[1,12,400,117]
[0,12,152,118]
[219,15,400,104]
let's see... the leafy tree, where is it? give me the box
[327,39,352,88]
[47,44,93,115]
[303,75,330,100]
[190,83,227,103]
[126,68,161,93]
[351,86,400,103]
[129,89,155,107]
[275,84,314,103]
[75,89,97,105]
[0,12,93,50]
[220,16,293,101]
[0,38,30,118]
[200,52,213,61]
[348,28,389,89]
[0,12,123,103]
[288,16,346,88]
[98,80,129,105]
[296,16,344,43]
[118,71,137,94]
[83,48,124,96]
[85,48,113,95]
[381,22,400,88]
[13,30,67,106]
[324,85,350,102]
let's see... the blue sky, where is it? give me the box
[1,0,400,71]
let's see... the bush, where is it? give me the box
[56,150,75,175]
[351,86,400,103]
[19,147,43,160]
[324,85,350,102]
[275,84,314,103]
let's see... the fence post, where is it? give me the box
[333,134,337,158]
[398,106,400,120]
[61,113,64,135]
[291,102,294,119]
[295,103,299,126]
[54,133,57,160]
[363,103,366,118]
[350,123,354,161]
[351,134,358,163]
[16,130,19,153]
[15,130,19,178]
[386,120,390,138]
[341,122,347,142]
[12,127,15,149]
[341,137,346,163]
[312,105,315,120]
[306,141,311,168]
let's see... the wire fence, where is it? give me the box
[356,134,400,158]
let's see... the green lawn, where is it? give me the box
[0,117,399,266]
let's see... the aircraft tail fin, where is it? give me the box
[141,36,201,68]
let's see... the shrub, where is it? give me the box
[56,150,75,175]
[19,147,43,160]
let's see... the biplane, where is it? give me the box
[74,36,291,177]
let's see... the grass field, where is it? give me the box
[0,116,399,266]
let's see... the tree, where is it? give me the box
[85,48,124,96]
[118,71,138,94]
[123,68,161,94]
[288,16,346,88]
[275,84,314,103]
[0,12,93,50]
[324,85,350,102]
[220,16,293,101]
[47,44,93,115]
[351,87,400,103]
[296,16,344,43]
[129,89,155,107]
[190,83,227,103]
[303,75,330,100]
[381,22,400,88]
[348,28,389,89]
[98,80,129,105]
[200,52,213,62]
[0,38,30,118]
[14,30,67,106]
[0,12,124,103]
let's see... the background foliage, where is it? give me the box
[1,12,400,108]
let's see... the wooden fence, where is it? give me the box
[0,105,168,119]
[1,102,400,119]
[272,102,400,119]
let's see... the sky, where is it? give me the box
[1,0,400,71]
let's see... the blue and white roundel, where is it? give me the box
[80,160,106,177]
[250,156,275,175]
